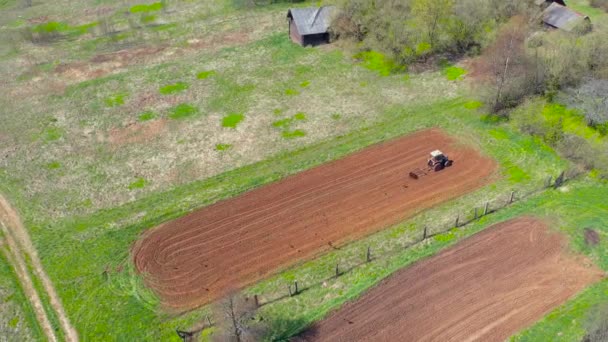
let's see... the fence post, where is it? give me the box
[484,202,489,216]
[253,295,259,308]
[509,191,515,204]
[423,226,428,240]
[474,207,478,220]
[207,315,212,326]
[335,263,340,277]
[455,215,460,228]
[294,281,298,295]
[288,285,292,297]
[366,246,371,263]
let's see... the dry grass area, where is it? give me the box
[0,2,461,222]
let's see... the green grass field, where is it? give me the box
[1,0,607,341]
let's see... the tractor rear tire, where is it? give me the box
[434,163,444,172]
[445,160,453,167]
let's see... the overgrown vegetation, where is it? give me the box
[332,0,533,65]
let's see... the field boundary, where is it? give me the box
[0,194,79,342]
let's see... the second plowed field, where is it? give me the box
[299,217,603,341]
[133,128,497,310]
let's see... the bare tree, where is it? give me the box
[212,293,262,342]
[472,16,533,112]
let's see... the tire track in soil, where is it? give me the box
[0,195,79,342]
[298,217,604,342]
[133,128,498,310]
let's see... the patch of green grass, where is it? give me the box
[272,118,293,128]
[42,127,63,142]
[293,112,306,121]
[434,229,457,242]
[197,70,216,80]
[464,101,483,110]
[284,88,299,96]
[104,93,127,107]
[331,113,342,120]
[354,50,405,76]
[138,111,156,121]
[159,82,189,95]
[128,178,147,190]
[130,2,163,13]
[281,129,306,139]
[443,65,467,81]
[222,113,245,128]
[215,143,232,151]
[31,21,69,34]
[300,81,310,88]
[168,103,198,120]
[46,161,61,170]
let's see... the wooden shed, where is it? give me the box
[541,2,591,32]
[287,6,335,46]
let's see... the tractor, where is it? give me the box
[409,150,454,179]
[427,150,453,171]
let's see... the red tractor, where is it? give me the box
[409,150,454,179]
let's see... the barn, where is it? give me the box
[287,6,335,46]
[541,2,591,32]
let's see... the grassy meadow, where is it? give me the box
[0,0,607,341]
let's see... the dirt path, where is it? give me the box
[0,195,79,342]
[0,222,57,342]
[298,217,604,341]
[133,128,497,310]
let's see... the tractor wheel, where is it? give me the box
[434,163,444,172]
[427,159,433,167]
[445,160,453,167]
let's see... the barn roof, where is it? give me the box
[287,6,336,36]
[542,3,589,31]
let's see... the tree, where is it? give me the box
[212,293,261,342]
[472,16,533,112]
[410,0,453,51]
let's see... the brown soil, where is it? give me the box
[299,217,604,342]
[132,129,497,310]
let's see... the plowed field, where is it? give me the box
[299,217,603,342]
[133,128,497,310]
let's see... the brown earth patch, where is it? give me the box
[107,118,167,147]
[132,128,498,311]
[299,217,604,342]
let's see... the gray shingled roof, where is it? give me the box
[287,6,335,36]
[542,3,588,32]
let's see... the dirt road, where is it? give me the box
[299,217,603,341]
[133,128,497,310]
[0,195,79,342]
